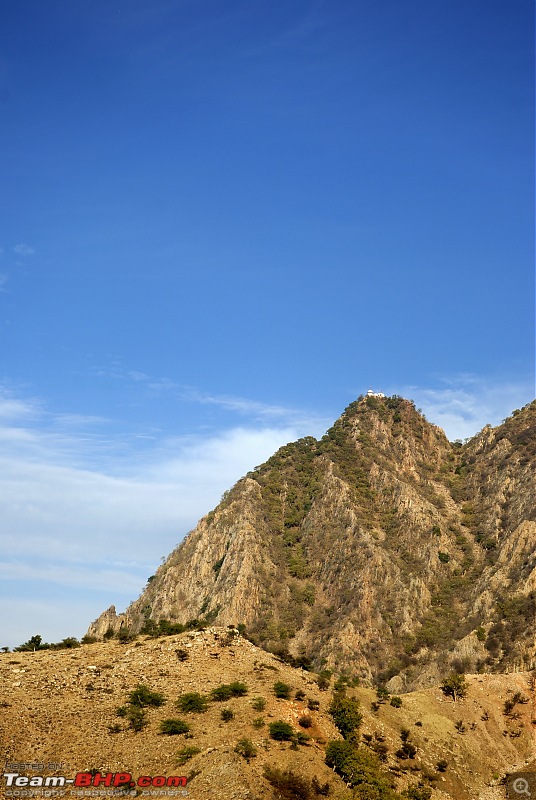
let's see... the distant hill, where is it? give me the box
[87,395,536,690]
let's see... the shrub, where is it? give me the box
[396,742,417,759]
[269,720,295,741]
[328,694,362,739]
[176,746,200,766]
[273,681,292,699]
[263,766,312,799]
[295,689,306,701]
[504,692,529,715]
[503,698,516,715]
[228,681,248,696]
[221,708,234,722]
[402,784,432,800]
[58,637,80,649]
[14,634,44,652]
[512,691,529,704]
[235,738,257,761]
[151,619,187,636]
[316,671,331,691]
[376,686,390,703]
[298,715,313,728]
[440,673,467,702]
[436,760,448,772]
[371,741,389,761]
[108,724,121,734]
[126,706,147,732]
[307,699,320,711]
[325,740,395,794]
[211,681,248,700]
[252,717,265,728]
[127,684,166,708]
[451,656,472,674]
[390,696,403,708]
[177,693,208,713]
[159,718,190,735]
[333,677,348,693]
[251,696,266,711]
[454,720,466,733]
[211,685,233,701]
[175,648,189,662]
[311,776,330,796]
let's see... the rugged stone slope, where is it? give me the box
[1,631,534,800]
[87,396,536,688]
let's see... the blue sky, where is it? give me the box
[0,0,533,649]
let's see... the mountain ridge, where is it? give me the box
[87,395,536,689]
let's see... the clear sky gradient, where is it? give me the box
[0,0,534,648]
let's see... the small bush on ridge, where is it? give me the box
[273,681,292,699]
[177,692,208,713]
[235,738,257,761]
[127,684,166,708]
[176,746,200,766]
[159,718,190,735]
[269,720,294,741]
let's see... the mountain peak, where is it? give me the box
[87,396,536,689]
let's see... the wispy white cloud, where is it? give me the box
[0,424,302,564]
[183,387,329,429]
[400,374,534,440]
[53,413,110,428]
[0,273,8,291]
[0,390,42,421]
[0,561,143,595]
[13,243,35,256]
[95,364,331,431]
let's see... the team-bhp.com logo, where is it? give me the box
[3,770,188,794]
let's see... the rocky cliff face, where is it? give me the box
[87,396,536,688]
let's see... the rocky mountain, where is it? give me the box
[87,395,536,689]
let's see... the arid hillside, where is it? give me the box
[0,629,534,800]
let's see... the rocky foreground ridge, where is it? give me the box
[1,630,534,800]
[88,396,536,689]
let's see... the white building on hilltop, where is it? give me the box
[366,388,386,398]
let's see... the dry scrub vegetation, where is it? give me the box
[0,628,534,800]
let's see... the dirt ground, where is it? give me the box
[0,629,534,800]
